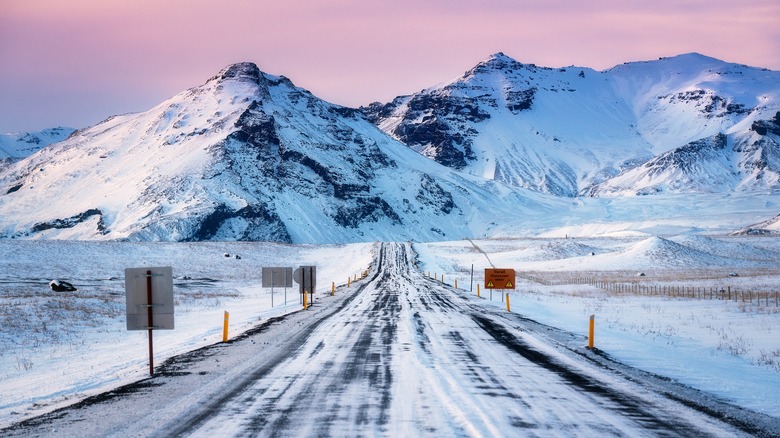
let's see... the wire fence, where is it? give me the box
[522,272,780,307]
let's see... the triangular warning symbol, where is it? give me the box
[487,281,494,288]
[505,280,513,288]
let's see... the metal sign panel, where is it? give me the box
[484,268,516,289]
[294,265,317,292]
[125,266,174,330]
[262,267,293,288]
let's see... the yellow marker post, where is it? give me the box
[477,284,481,297]
[506,293,511,312]
[348,277,351,287]
[331,281,335,296]
[435,273,438,281]
[455,279,458,289]
[303,291,309,310]
[222,311,230,342]
[354,274,357,281]
[588,314,595,349]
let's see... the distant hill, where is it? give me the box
[0,127,75,160]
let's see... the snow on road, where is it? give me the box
[3,242,775,437]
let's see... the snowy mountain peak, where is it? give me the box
[474,52,523,70]
[366,52,780,196]
[211,62,263,84]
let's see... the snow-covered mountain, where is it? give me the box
[363,52,780,196]
[0,63,543,243]
[2,54,780,243]
[0,127,75,161]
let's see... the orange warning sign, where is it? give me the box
[484,268,516,289]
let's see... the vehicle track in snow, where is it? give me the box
[3,242,779,437]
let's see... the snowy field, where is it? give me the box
[414,235,780,418]
[1,235,780,429]
[0,240,376,428]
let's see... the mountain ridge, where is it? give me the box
[2,53,780,242]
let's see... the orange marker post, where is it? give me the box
[222,311,229,342]
[588,314,595,349]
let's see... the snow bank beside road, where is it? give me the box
[0,240,375,428]
[415,236,780,418]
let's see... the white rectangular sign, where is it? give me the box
[125,266,174,330]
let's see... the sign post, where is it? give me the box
[125,267,174,376]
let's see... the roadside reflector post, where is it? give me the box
[354,274,357,281]
[303,290,308,309]
[455,279,458,289]
[470,264,474,293]
[477,284,480,298]
[442,275,445,284]
[348,277,351,287]
[331,281,335,296]
[222,311,229,342]
[506,293,511,312]
[428,271,430,278]
[588,314,595,349]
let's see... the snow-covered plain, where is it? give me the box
[0,240,376,428]
[414,235,780,418]
[1,235,779,431]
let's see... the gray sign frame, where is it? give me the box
[262,267,293,288]
[125,266,174,330]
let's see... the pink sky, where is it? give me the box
[1,0,778,132]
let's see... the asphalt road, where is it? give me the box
[3,242,779,437]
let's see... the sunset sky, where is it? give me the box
[1,0,778,133]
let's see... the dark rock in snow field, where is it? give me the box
[49,280,77,292]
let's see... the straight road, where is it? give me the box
[4,242,778,437]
